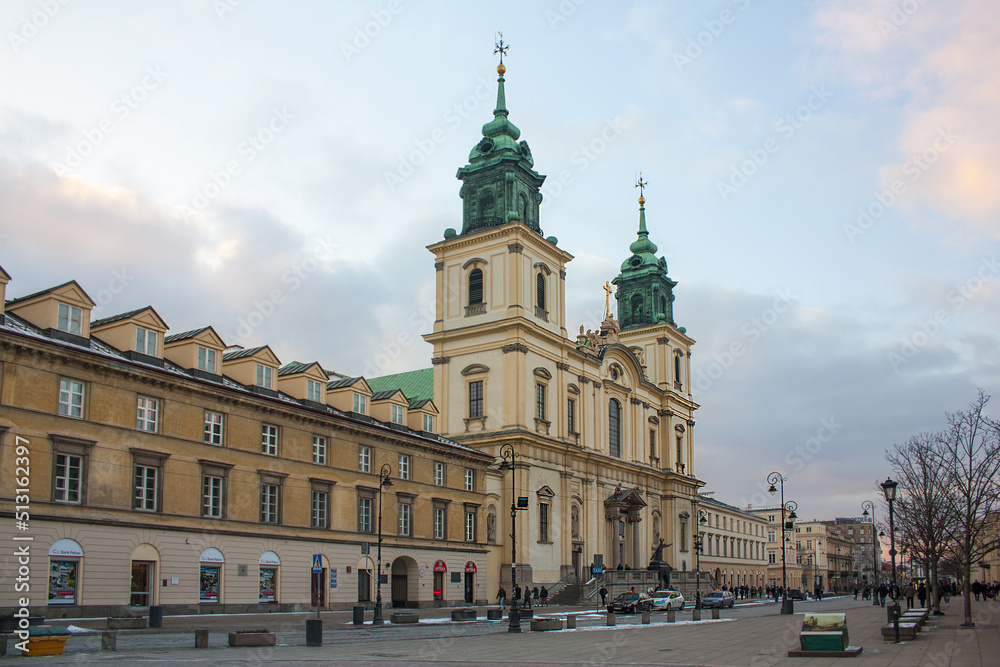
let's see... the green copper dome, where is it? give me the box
[612,193,677,329]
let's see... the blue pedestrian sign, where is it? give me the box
[312,554,323,573]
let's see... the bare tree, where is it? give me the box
[936,389,1000,627]
[885,431,957,615]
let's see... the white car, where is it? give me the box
[650,589,685,611]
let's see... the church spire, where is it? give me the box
[630,173,658,256]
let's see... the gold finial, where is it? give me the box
[603,281,613,318]
[494,31,508,74]
[636,171,647,205]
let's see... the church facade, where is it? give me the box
[416,58,703,592]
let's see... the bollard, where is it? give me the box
[692,608,701,621]
[353,605,365,626]
[667,610,676,623]
[712,608,720,620]
[566,614,577,629]
[641,611,651,624]
[195,629,209,648]
[149,605,163,629]
[101,631,117,651]
[306,619,322,647]
[606,612,616,626]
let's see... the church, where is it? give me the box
[375,49,703,596]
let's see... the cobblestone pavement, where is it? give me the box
[8,595,999,665]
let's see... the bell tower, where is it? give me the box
[612,177,677,330]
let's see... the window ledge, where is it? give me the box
[465,303,487,317]
[534,418,551,435]
[463,416,487,432]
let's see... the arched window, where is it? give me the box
[608,398,622,458]
[630,293,644,321]
[479,192,495,223]
[674,353,683,389]
[659,295,667,317]
[536,273,546,311]
[518,193,529,221]
[468,268,483,305]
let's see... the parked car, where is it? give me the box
[650,589,686,611]
[607,591,653,614]
[787,588,807,601]
[701,590,735,609]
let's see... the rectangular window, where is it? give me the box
[391,404,405,424]
[434,507,447,540]
[203,475,224,517]
[358,495,373,533]
[58,378,85,419]
[676,436,683,470]
[256,364,273,389]
[398,454,410,480]
[465,509,476,542]
[680,521,687,551]
[136,396,159,432]
[539,503,549,542]
[260,483,280,523]
[261,424,279,456]
[468,380,484,419]
[133,464,159,512]
[433,461,444,486]
[768,551,776,564]
[535,383,546,420]
[197,346,217,373]
[464,468,474,492]
[135,326,157,355]
[768,531,776,542]
[56,302,82,335]
[204,411,224,445]
[567,398,576,433]
[353,392,367,414]
[650,429,657,459]
[311,490,329,528]
[312,435,327,464]
[358,445,371,473]
[307,379,323,402]
[398,501,412,536]
[53,453,82,504]
[423,414,434,433]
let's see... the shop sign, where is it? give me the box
[259,551,281,566]
[199,547,225,564]
[433,559,447,572]
[464,561,477,573]
[48,538,84,558]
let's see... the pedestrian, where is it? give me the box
[917,583,927,608]
[599,585,608,606]
[903,582,914,609]
[497,586,506,609]
[540,586,548,606]
[853,586,858,600]
[532,586,539,604]
[514,585,522,604]
[878,583,888,607]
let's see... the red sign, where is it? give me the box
[433,559,448,572]
[464,561,477,573]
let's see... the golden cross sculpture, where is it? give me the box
[494,31,508,64]
[603,281,613,318]
[636,172,647,199]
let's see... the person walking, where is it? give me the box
[903,582,915,609]
[599,585,608,606]
[917,583,927,608]
[497,586,507,609]
[540,586,548,606]
[878,583,888,607]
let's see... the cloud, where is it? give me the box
[811,0,1000,237]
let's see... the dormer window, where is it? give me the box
[57,303,83,335]
[353,392,367,414]
[198,346,217,373]
[256,364,273,389]
[307,379,323,402]
[423,414,434,433]
[135,327,157,356]
[391,404,405,425]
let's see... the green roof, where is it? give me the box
[366,368,433,402]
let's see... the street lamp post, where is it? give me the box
[695,509,708,609]
[498,444,527,633]
[372,463,392,626]
[881,476,900,643]
[862,500,880,607]
[767,472,798,615]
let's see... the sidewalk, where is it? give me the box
[17,596,1000,665]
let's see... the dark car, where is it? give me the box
[607,591,653,614]
[701,590,735,609]
[787,588,807,601]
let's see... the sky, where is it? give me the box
[2,0,999,525]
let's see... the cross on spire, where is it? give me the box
[494,31,508,65]
[635,172,648,201]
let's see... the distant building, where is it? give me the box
[748,505,803,590]
[696,493,768,590]
[795,521,854,591]
[823,517,879,587]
